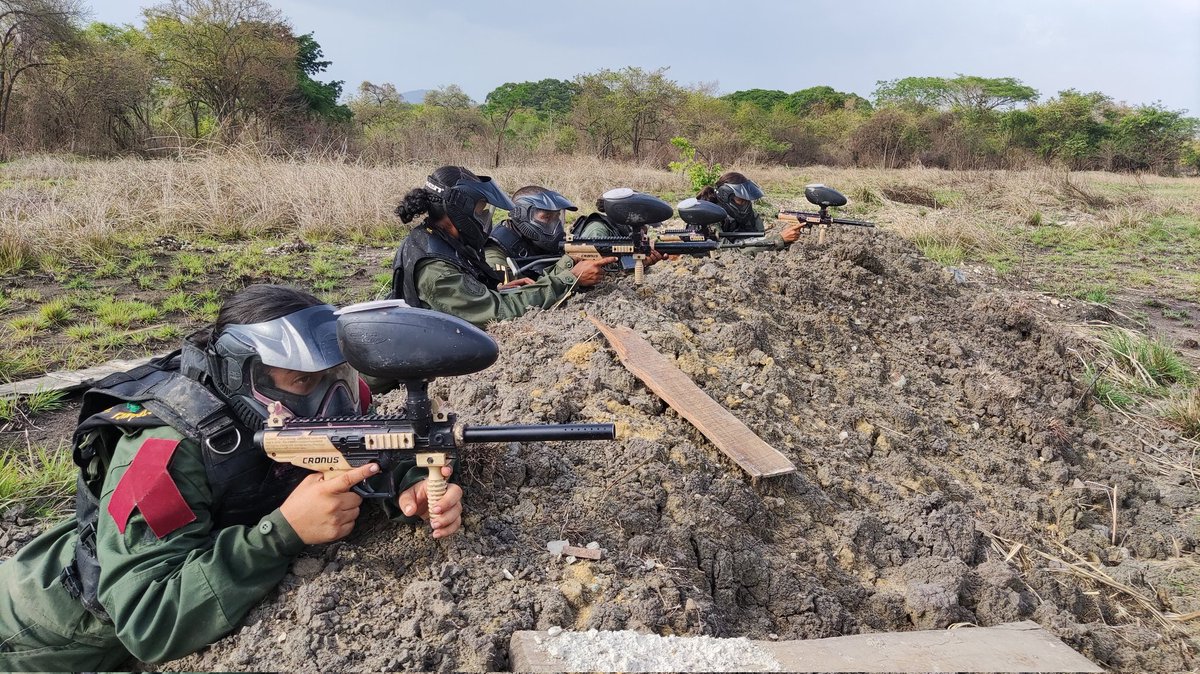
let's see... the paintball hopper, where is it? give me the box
[676,197,728,228]
[334,300,498,381]
[600,188,674,228]
[805,184,848,208]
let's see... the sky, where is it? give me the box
[91,0,1200,114]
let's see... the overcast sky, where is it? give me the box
[91,0,1200,113]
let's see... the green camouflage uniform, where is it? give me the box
[481,244,575,282]
[0,424,423,670]
[414,258,577,329]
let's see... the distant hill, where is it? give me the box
[399,89,430,104]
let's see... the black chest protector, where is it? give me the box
[60,345,308,622]
[391,223,500,307]
[570,212,632,238]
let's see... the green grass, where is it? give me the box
[310,258,342,279]
[123,251,155,275]
[175,253,207,276]
[164,273,193,291]
[161,292,197,314]
[24,388,66,415]
[64,275,93,290]
[1102,329,1195,391]
[0,348,41,381]
[915,239,966,266]
[38,298,74,326]
[93,258,121,278]
[9,288,42,304]
[1163,388,1200,439]
[64,322,104,342]
[1162,309,1190,321]
[1085,364,1135,409]
[0,444,77,518]
[90,298,161,328]
[0,294,9,315]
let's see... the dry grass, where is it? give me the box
[1,153,1198,283]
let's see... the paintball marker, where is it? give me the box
[255,300,615,504]
[558,194,776,283]
[778,184,875,244]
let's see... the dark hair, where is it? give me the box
[512,185,547,200]
[594,197,606,213]
[394,165,480,224]
[191,284,323,348]
[697,171,752,202]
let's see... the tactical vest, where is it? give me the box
[60,345,307,622]
[488,222,536,260]
[569,213,631,239]
[391,223,500,307]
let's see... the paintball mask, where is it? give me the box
[513,189,577,253]
[426,173,515,250]
[716,179,764,222]
[209,304,361,428]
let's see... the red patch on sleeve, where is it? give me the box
[107,438,196,538]
[358,377,372,414]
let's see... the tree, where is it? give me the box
[290,32,349,122]
[723,88,788,111]
[783,86,870,116]
[571,66,684,160]
[424,84,473,109]
[32,21,158,152]
[143,0,295,137]
[0,0,82,135]
[875,75,1037,112]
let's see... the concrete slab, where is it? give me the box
[508,622,1103,673]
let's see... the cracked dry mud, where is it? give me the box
[158,229,1196,672]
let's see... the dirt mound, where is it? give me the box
[168,230,1197,672]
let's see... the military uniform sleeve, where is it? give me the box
[482,244,510,275]
[95,427,305,664]
[578,220,616,238]
[415,259,577,328]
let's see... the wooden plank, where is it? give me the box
[509,622,1103,673]
[0,355,158,399]
[589,317,796,481]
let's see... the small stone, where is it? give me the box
[838,431,849,441]
[502,568,515,581]
[585,541,600,550]
[685,598,698,612]
[546,540,568,557]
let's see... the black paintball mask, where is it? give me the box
[716,179,764,222]
[512,189,577,253]
[208,304,361,429]
[426,173,515,250]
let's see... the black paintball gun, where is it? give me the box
[777,184,875,244]
[557,193,775,283]
[255,300,615,504]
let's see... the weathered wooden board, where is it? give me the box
[589,317,796,481]
[509,621,1104,673]
[0,356,158,399]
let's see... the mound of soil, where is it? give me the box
[168,230,1196,672]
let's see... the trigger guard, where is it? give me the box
[350,463,397,499]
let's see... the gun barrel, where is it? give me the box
[463,423,616,443]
